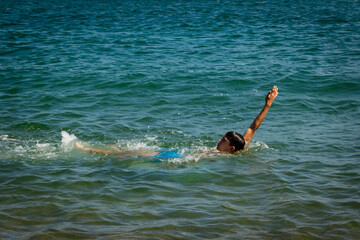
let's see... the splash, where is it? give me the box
[61,131,78,152]
[0,135,58,160]
[248,141,269,149]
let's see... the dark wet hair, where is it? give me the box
[225,131,245,152]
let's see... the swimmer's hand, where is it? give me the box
[265,86,278,107]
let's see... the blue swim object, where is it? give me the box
[153,151,183,159]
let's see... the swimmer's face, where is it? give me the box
[217,136,235,153]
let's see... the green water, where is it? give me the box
[1,0,360,239]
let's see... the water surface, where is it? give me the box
[1,0,359,239]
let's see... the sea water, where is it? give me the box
[0,0,359,239]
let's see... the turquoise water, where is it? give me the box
[1,0,360,239]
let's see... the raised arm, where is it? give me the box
[243,86,278,144]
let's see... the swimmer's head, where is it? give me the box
[217,131,245,153]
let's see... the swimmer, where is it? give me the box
[213,85,278,153]
[75,86,278,156]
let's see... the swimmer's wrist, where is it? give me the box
[265,102,272,108]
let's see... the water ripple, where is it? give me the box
[1,0,360,239]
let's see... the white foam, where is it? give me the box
[181,154,201,163]
[126,141,149,151]
[144,135,158,141]
[14,146,26,153]
[61,131,78,152]
[1,135,17,141]
[243,141,277,153]
[114,138,160,152]
[36,143,50,148]
[36,142,56,152]
[250,141,269,149]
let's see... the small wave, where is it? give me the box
[248,141,270,150]
[9,122,51,131]
[241,141,277,155]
